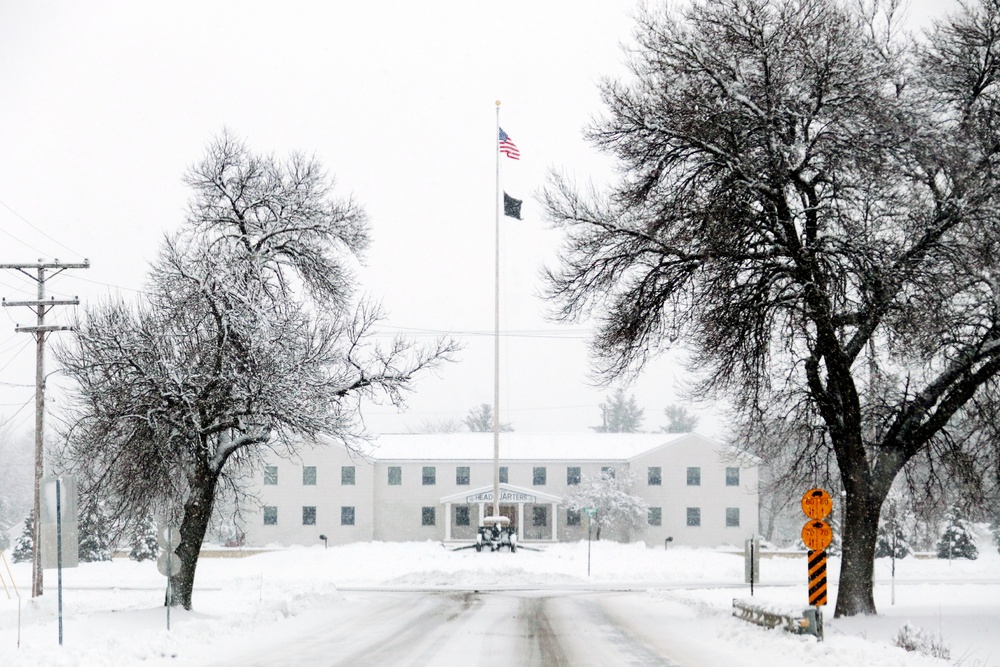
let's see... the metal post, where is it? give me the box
[56,478,63,645]
[492,101,501,522]
[587,518,592,577]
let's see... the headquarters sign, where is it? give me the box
[466,490,536,504]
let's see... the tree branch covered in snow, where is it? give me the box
[56,131,457,608]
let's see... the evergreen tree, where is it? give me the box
[592,389,644,433]
[936,506,978,560]
[661,404,699,433]
[129,514,159,562]
[875,495,912,559]
[464,404,513,432]
[11,513,33,563]
[78,495,113,562]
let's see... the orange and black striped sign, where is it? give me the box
[808,549,828,606]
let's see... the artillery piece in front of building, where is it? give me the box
[474,515,517,553]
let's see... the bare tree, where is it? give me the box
[57,132,456,609]
[542,0,1000,616]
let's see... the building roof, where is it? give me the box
[362,432,716,462]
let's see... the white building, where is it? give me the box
[243,432,758,548]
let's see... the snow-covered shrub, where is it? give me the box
[936,506,978,560]
[11,513,33,563]
[893,623,950,659]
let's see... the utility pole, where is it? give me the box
[1,259,89,597]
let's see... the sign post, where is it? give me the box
[583,508,597,576]
[801,489,833,608]
[41,476,77,647]
[745,534,760,594]
[157,527,181,630]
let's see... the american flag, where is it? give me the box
[498,128,520,160]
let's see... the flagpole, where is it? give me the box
[492,100,501,522]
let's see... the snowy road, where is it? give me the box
[214,590,689,667]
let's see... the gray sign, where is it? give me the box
[40,476,79,569]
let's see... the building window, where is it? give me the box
[302,466,317,485]
[342,466,356,485]
[533,467,547,486]
[648,466,662,486]
[648,507,662,526]
[388,466,402,485]
[302,506,316,526]
[687,467,701,486]
[567,467,581,485]
[726,467,740,487]
[601,466,616,479]
[686,507,701,527]
[567,509,581,526]
[726,507,740,527]
[421,507,436,526]
[263,506,277,525]
[455,506,470,526]
[422,466,436,485]
[532,506,548,527]
[456,466,470,486]
[264,466,278,485]
[499,466,508,484]
[342,506,356,526]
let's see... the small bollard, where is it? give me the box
[664,536,673,550]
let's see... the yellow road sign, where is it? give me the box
[801,520,833,551]
[801,488,833,519]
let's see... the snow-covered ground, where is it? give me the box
[0,540,997,666]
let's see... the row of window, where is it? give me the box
[261,505,741,529]
[264,464,742,488]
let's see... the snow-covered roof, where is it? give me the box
[363,432,715,462]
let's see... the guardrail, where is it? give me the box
[732,598,823,640]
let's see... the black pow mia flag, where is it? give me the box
[503,192,522,220]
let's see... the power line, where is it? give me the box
[0,198,86,259]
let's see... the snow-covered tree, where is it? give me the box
[591,389,644,433]
[78,494,113,562]
[11,513,33,563]
[541,0,1000,618]
[936,506,978,560]
[129,514,159,562]
[875,494,912,560]
[464,404,513,432]
[564,468,647,541]
[660,404,698,434]
[0,429,34,554]
[57,132,456,609]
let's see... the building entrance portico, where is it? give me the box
[440,483,563,543]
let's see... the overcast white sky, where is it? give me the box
[0,0,959,441]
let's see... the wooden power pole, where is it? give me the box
[1,259,89,597]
